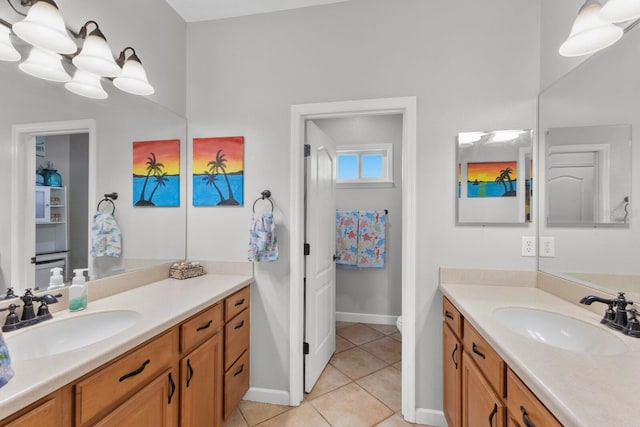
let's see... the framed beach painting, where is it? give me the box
[132,139,180,207]
[466,161,517,198]
[192,136,244,206]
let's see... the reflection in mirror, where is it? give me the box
[456,130,533,224]
[546,125,631,226]
[538,23,640,298]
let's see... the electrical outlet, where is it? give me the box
[521,236,536,257]
[540,236,555,257]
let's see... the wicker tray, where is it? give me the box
[169,264,205,280]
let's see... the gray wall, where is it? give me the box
[313,115,402,318]
[186,0,540,414]
[69,134,89,274]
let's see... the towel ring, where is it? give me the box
[252,190,273,213]
[97,192,118,215]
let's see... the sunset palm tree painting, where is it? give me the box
[192,136,244,206]
[467,161,517,198]
[132,139,180,207]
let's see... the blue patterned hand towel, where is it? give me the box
[335,210,358,266]
[90,212,122,257]
[357,210,386,268]
[248,212,279,262]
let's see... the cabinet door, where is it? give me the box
[181,333,223,427]
[443,323,462,427]
[94,368,175,427]
[4,395,63,427]
[462,352,505,427]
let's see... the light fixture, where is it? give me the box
[12,0,77,54]
[65,69,108,99]
[113,47,154,96]
[600,0,640,23]
[72,20,120,77]
[0,25,21,61]
[559,0,623,57]
[18,46,70,82]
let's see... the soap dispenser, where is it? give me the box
[47,267,65,291]
[69,268,88,312]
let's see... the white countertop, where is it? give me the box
[440,284,640,427]
[0,273,253,420]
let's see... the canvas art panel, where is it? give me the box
[192,136,244,206]
[132,139,181,207]
[467,161,517,198]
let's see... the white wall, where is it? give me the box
[313,114,403,318]
[186,0,540,414]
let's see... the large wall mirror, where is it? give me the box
[1,52,186,294]
[456,130,533,224]
[538,23,640,297]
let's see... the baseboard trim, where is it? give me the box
[243,387,291,406]
[336,311,399,325]
[415,408,447,427]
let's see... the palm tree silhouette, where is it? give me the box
[202,170,226,203]
[495,175,508,193]
[499,167,516,196]
[148,172,169,204]
[136,152,165,205]
[207,149,239,206]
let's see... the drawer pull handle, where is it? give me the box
[488,403,497,427]
[451,343,459,369]
[520,406,535,427]
[234,320,245,330]
[186,359,194,388]
[119,359,150,382]
[445,311,454,320]
[234,298,245,307]
[168,372,176,404]
[197,320,213,332]
[472,342,486,359]
[234,364,245,377]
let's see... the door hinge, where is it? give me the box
[303,342,309,355]
[304,243,310,255]
[304,144,311,157]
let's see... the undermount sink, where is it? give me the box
[5,310,140,361]
[493,307,627,356]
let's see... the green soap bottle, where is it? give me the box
[69,268,88,311]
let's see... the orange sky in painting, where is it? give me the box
[133,139,180,175]
[467,161,517,182]
[193,136,244,174]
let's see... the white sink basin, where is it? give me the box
[493,307,626,355]
[5,310,140,361]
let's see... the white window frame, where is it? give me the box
[336,143,394,188]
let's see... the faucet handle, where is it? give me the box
[3,288,16,300]
[0,304,20,329]
[626,309,640,338]
[616,292,633,307]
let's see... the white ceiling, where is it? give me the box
[165,0,350,23]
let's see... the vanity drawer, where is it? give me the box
[507,369,561,427]
[75,329,177,426]
[225,308,250,370]
[224,349,250,419]
[225,286,250,322]
[463,320,505,397]
[443,297,463,338]
[180,302,223,354]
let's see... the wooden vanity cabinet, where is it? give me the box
[442,297,462,427]
[223,286,250,420]
[506,369,561,427]
[1,386,72,427]
[462,352,505,427]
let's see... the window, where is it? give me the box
[336,144,393,188]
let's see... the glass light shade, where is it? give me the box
[12,1,77,54]
[18,47,70,82]
[0,26,21,62]
[72,33,121,77]
[601,0,640,23]
[559,0,623,57]
[113,57,154,95]
[65,69,108,99]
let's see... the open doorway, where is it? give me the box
[290,97,417,422]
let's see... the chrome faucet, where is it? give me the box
[580,292,638,337]
[0,289,62,332]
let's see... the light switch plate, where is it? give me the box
[521,236,536,257]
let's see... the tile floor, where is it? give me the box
[224,321,431,427]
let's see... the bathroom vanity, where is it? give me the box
[0,272,252,426]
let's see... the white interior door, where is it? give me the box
[304,121,336,393]
[548,151,598,223]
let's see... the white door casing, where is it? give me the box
[304,121,337,393]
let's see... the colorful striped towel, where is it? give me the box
[357,210,386,268]
[335,210,358,265]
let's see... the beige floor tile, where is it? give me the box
[392,361,402,371]
[336,334,356,353]
[336,321,353,330]
[360,336,402,364]
[357,366,402,411]
[330,347,388,380]
[311,383,393,427]
[376,413,416,426]
[224,408,249,427]
[256,402,330,427]
[305,364,352,400]
[338,323,384,345]
[238,400,291,426]
[366,323,399,335]
[390,332,402,342]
